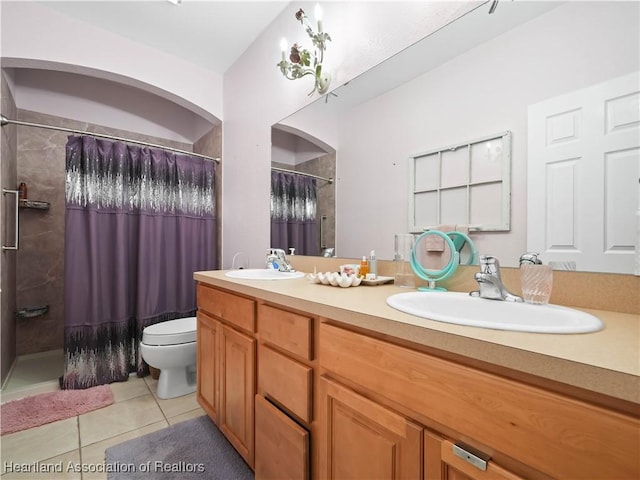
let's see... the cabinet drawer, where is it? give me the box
[320,322,640,480]
[258,344,312,424]
[258,304,312,360]
[434,436,527,480]
[255,395,309,480]
[197,283,255,333]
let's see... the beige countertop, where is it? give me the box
[194,269,640,406]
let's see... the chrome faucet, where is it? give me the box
[266,248,295,272]
[470,255,522,302]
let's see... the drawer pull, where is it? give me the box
[452,443,490,471]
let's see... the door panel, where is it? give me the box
[196,313,218,422]
[528,71,639,273]
[220,324,255,467]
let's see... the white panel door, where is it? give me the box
[528,72,640,274]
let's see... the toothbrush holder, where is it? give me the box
[520,264,553,305]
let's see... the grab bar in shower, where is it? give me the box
[2,188,19,251]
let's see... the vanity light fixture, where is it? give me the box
[277,4,331,96]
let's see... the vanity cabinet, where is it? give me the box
[255,303,315,480]
[196,284,256,467]
[195,273,638,480]
[319,321,639,480]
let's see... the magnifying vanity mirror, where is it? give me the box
[271,1,639,274]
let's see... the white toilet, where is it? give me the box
[139,316,197,399]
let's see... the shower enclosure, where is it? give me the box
[0,105,221,392]
[1,72,18,388]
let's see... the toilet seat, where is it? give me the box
[142,317,196,346]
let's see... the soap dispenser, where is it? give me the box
[368,250,378,280]
[359,256,369,278]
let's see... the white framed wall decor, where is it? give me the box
[408,131,512,233]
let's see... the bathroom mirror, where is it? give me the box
[271,125,336,256]
[271,1,639,273]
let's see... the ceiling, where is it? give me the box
[38,1,290,75]
[4,1,290,142]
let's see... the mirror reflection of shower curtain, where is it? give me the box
[271,170,318,255]
[61,135,216,389]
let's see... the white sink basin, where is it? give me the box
[225,269,305,280]
[386,291,604,334]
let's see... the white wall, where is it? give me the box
[334,1,639,263]
[272,130,298,166]
[0,1,222,126]
[222,1,480,267]
[9,69,213,144]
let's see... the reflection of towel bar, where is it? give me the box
[320,215,327,249]
[2,189,19,251]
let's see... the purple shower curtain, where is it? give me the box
[270,170,317,255]
[61,135,216,389]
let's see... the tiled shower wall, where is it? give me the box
[14,110,218,356]
[194,123,223,269]
[298,153,336,255]
[15,110,67,356]
[1,70,18,385]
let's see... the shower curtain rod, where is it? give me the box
[271,166,333,184]
[0,114,220,163]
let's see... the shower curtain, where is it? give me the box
[270,170,317,255]
[61,135,216,389]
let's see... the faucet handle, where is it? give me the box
[267,247,294,272]
[479,255,499,273]
[479,255,495,264]
[478,255,504,282]
[520,252,542,265]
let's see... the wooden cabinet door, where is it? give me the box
[425,431,526,480]
[196,312,219,423]
[220,324,256,468]
[321,377,422,480]
[255,394,309,480]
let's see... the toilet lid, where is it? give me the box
[142,317,197,346]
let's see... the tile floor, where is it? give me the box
[1,375,206,479]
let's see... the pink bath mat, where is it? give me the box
[1,385,114,435]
